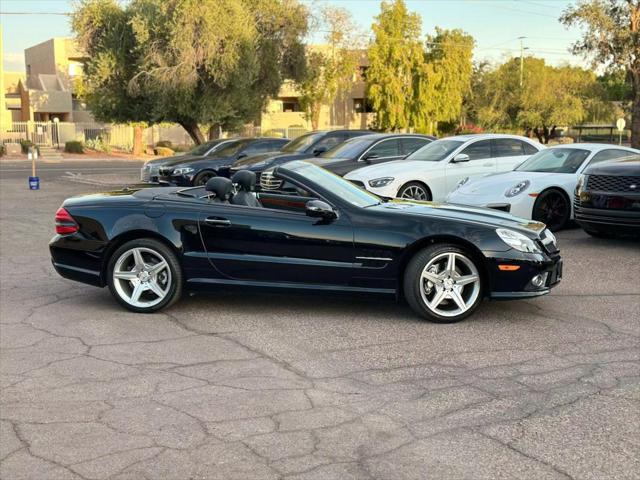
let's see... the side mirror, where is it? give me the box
[452,153,470,163]
[236,153,247,159]
[305,200,336,220]
[362,153,379,163]
[312,146,327,156]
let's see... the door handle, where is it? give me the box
[205,217,231,226]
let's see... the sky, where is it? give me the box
[1,0,588,72]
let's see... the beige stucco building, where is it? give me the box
[1,37,92,123]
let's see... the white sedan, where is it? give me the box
[447,144,640,231]
[344,134,543,201]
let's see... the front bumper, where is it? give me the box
[446,191,535,219]
[157,173,195,186]
[486,246,562,300]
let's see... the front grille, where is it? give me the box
[158,167,173,177]
[573,193,581,210]
[349,180,366,189]
[260,171,283,190]
[586,175,640,193]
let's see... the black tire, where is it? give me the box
[403,244,483,323]
[194,170,216,186]
[532,189,570,231]
[398,182,432,201]
[107,238,182,313]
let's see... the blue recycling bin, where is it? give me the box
[29,176,40,190]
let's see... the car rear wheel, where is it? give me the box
[107,239,182,313]
[403,244,483,323]
[194,171,215,186]
[532,189,570,231]
[398,182,432,201]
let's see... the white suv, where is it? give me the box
[344,134,544,201]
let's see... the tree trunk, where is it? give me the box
[533,127,544,144]
[311,102,321,131]
[179,121,205,145]
[632,71,640,149]
[208,124,221,140]
[132,126,143,156]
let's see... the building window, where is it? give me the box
[279,97,302,112]
[359,66,369,80]
[354,98,374,114]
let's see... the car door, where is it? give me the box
[358,138,402,165]
[237,139,277,160]
[492,138,537,172]
[445,139,494,192]
[198,200,355,286]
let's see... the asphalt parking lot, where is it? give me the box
[1,159,639,480]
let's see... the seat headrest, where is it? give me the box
[205,177,232,200]
[231,170,256,192]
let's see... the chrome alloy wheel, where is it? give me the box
[419,252,481,317]
[112,247,171,308]
[400,185,429,200]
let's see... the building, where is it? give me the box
[1,37,92,124]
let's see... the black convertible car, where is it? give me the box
[50,161,562,323]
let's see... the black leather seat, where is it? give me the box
[231,170,261,207]
[205,177,232,203]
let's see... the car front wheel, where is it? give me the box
[194,171,215,186]
[107,238,182,313]
[403,244,483,323]
[398,182,432,201]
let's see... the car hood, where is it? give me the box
[168,155,235,169]
[584,158,640,176]
[233,152,308,170]
[455,171,568,196]
[345,160,439,179]
[369,199,546,235]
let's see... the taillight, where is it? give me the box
[55,207,79,235]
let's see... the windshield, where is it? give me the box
[406,139,464,161]
[282,161,381,207]
[516,148,590,173]
[210,139,250,157]
[188,140,224,156]
[320,137,373,159]
[282,132,325,153]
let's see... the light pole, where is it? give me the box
[53,117,60,149]
[518,36,528,88]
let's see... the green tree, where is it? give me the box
[297,7,363,130]
[474,57,597,143]
[367,0,424,131]
[561,0,640,148]
[414,28,475,134]
[73,0,308,145]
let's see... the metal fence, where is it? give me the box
[1,121,319,151]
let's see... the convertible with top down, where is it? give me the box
[50,161,562,323]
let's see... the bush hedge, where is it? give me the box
[156,140,173,148]
[64,141,84,154]
[154,146,175,156]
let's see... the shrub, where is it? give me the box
[156,140,173,148]
[154,146,175,156]
[64,140,84,154]
[455,123,484,135]
[85,137,111,153]
[20,139,35,154]
[0,144,4,157]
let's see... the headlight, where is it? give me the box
[575,174,586,193]
[496,228,541,253]
[369,177,394,188]
[455,177,470,191]
[173,167,194,175]
[505,180,530,197]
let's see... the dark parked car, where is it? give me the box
[303,133,435,177]
[229,129,372,180]
[141,138,236,182]
[575,154,640,238]
[158,137,289,186]
[50,161,562,323]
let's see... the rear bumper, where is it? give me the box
[50,235,107,287]
[51,260,103,287]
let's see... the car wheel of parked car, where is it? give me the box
[194,171,215,186]
[403,244,483,323]
[532,189,570,231]
[107,239,182,313]
[398,182,432,201]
